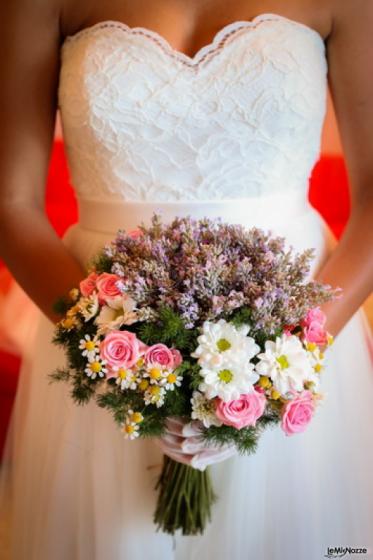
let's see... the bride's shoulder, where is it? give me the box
[0,0,63,42]
[328,0,373,38]
[0,0,64,210]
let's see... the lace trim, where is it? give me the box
[62,13,325,68]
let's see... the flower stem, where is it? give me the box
[153,455,217,535]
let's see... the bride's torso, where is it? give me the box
[57,3,334,274]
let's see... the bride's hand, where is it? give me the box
[154,416,237,471]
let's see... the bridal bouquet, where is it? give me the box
[50,214,337,535]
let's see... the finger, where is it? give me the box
[189,454,208,471]
[195,446,237,468]
[181,420,204,437]
[181,436,206,454]
[158,433,184,452]
[165,416,188,436]
[157,444,195,466]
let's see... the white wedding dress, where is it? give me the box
[1,13,373,560]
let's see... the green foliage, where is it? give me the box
[252,326,283,349]
[202,423,260,454]
[182,361,204,391]
[139,413,166,438]
[52,296,72,317]
[202,403,280,453]
[137,305,198,351]
[97,388,143,422]
[88,251,113,274]
[163,384,191,417]
[48,368,71,383]
[71,378,96,405]
[228,306,253,328]
[53,323,98,370]
[257,407,281,430]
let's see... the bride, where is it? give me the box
[0,0,372,558]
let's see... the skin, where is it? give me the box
[0,0,372,337]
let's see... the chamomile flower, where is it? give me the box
[66,304,81,318]
[79,334,99,360]
[304,342,326,391]
[68,288,80,302]
[121,409,144,438]
[143,385,166,408]
[160,371,183,391]
[305,342,326,372]
[85,357,107,380]
[190,391,222,428]
[121,422,140,440]
[112,367,139,391]
[126,409,144,424]
[59,316,80,331]
[255,334,315,396]
[144,365,168,385]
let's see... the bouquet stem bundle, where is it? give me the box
[154,456,216,535]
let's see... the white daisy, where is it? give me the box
[255,334,315,396]
[79,334,99,361]
[191,319,260,369]
[198,361,259,402]
[84,357,107,380]
[190,391,222,428]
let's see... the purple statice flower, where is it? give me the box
[94,213,337,335]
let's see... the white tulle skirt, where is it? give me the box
[1,194,373,560]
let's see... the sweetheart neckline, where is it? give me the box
[62,12,326,67]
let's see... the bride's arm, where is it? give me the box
[0,0,86,325]
[314,1,373,337]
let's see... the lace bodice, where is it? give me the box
[57,13,328,203]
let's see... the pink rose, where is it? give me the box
[303,323,328,345]
[144,343,177,368]
[79,272,98,297]
[215,389,267,429]
[171,348,183,368]
[301,307,328,345]
[303,307,326,327]
[96,273,122,304]
[128,228,144,239]
[281,390,315,436]
[100,330,145,369]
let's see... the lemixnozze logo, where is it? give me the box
[324,547,369,558]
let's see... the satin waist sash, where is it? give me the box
[76,190,312,234]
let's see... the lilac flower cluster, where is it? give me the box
[101,214,336,333]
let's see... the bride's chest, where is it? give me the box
[58,17,327,131]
